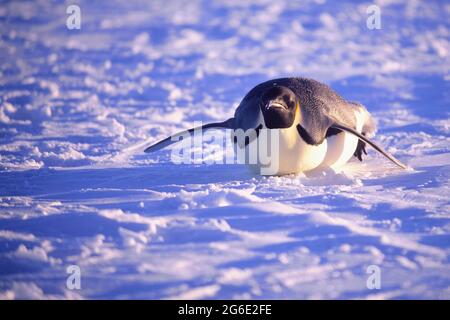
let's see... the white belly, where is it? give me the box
[320,109,366,170]
[235,126,327,176]
[319,131,358,170]
[275,127,327,175]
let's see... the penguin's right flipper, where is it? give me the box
[330,123,407,169]
[144,118,234,153]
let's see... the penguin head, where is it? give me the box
[260,86,298,129]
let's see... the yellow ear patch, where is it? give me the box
[295,101,301,121]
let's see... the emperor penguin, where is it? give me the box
[144,77,407,175]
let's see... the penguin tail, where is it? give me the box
[144,118,234,153]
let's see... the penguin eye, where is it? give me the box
[282,95,295,108]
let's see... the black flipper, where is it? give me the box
[330,123,407,169]
[144,118,234,153]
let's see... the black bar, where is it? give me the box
[0,300,447,319]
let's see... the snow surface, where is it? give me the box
[0,0,449,299]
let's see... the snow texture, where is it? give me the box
[0,0,449,299]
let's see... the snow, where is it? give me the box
[0,0,449,299]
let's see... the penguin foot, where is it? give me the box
[354,139,367,161]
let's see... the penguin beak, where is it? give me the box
[266,101,287,110]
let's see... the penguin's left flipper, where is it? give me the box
[144,118,234,153]
[330,123,407,169]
